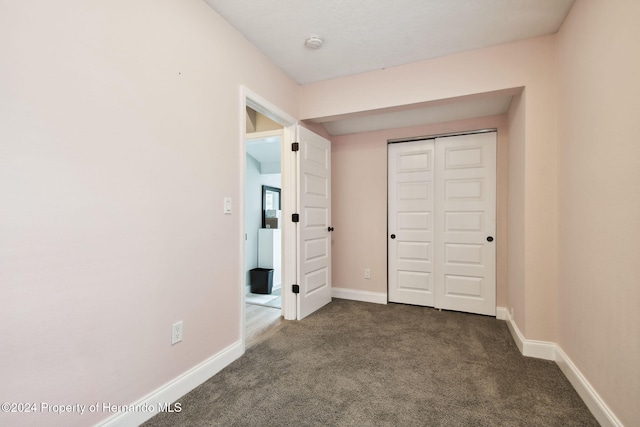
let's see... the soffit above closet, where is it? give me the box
[319,93,514,136]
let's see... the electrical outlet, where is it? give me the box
[364,268,371,279]
[172,321,183,345]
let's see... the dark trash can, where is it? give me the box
[250,268,273,294]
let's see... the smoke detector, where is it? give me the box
[304,35,324,49]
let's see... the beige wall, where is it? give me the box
[0,1,298,426]
[556,0,640,424]
[506,93,527,331]
[331,116,509,307]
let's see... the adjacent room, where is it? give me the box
[2,1,638,426]
[244,107,284,344]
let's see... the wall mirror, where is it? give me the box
[262,185,281,228]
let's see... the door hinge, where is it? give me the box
[291,142,299,152]
[292,213,299,223]
[292,284,300,294]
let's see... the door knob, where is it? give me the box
[487,236,494,242]
[328,226,334,232]
[390,234,396,239]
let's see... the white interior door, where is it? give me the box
[296,126,332,319]
[434,132,496,316]
[387,131,496,316]
[388,139,435,306]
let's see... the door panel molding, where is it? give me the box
[435,132,496,316]
[388,131,496,316]
[296,126,332,319]
[388,139,435,307]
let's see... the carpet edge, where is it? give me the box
[98,341,243,427]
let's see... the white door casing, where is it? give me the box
[388,139,436,306]
[387,131,496,316]
[296,126,332,319]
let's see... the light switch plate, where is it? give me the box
[224,197,232,214]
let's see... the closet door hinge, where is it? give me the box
[292,213,300,223]
[291,142,299,152]
[292,284,300,294]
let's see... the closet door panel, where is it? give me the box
[434,132,496,316]
[388,139,435,306]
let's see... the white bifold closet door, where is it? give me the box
[388,132,496,316]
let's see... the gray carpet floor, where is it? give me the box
[144,299,598,426]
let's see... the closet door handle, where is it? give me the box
[487,236,494,242]
[390,234,396,239]
[328,226,334,232]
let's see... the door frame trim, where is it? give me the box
[240,87,298,352]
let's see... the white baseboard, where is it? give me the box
[555,347,622,427]
[501,311,621,426]
[99,341,243,427]
[496,306,508,320]
[332,287,387,305]
[503,309,556,360]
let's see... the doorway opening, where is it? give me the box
[241,87,298,350]
[245,125,283,345]
[241,86,334,347]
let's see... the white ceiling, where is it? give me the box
[246,134,281,173]
[205,0,575,135]
[204,0,574,85]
